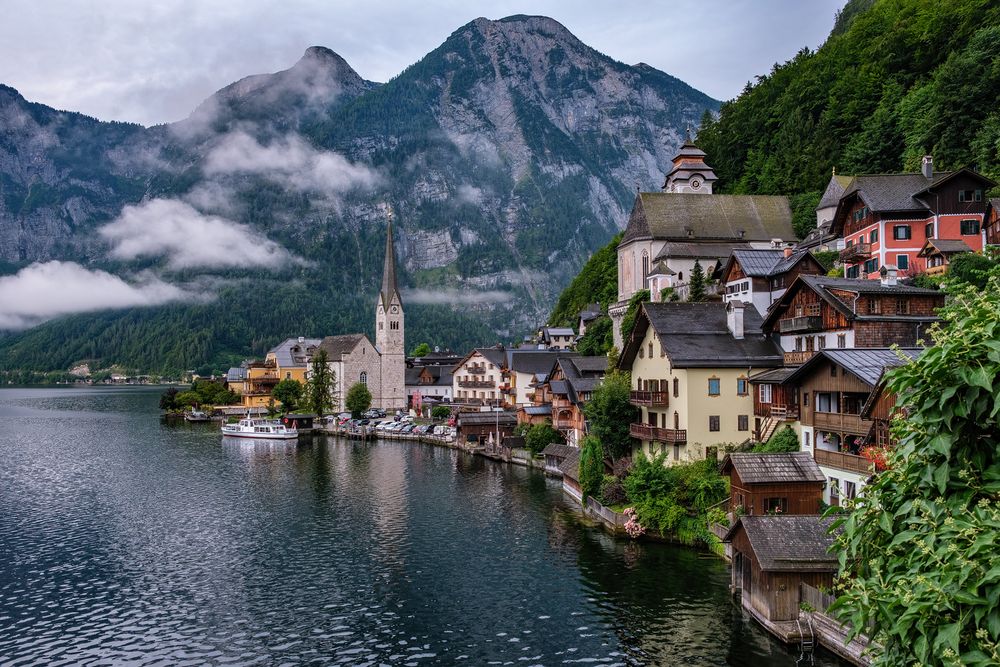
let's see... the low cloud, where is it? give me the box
[100,199,300,270]
[203,130,380,202]
[0,261,189,330]
[402,288,512,305]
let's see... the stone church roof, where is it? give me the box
[318,334,366,361]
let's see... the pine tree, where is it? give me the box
[688,260,706,302]
[306,350,336,417]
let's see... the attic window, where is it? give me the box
[959,190,983,202]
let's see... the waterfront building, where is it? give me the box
[374,220,406,411]
[317,334,383,413]
[718,247,825,317]
[532,355,607,447]
[405,364,453,409]
[620,301,783,463]
[610,139,797,347]
[831,158,995,278]
[719,452,826,516]
[452,347,506,405]
[456,410,517,446]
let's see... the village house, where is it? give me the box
[720,452,826,517]
[451,347,505,405]
[916,238,974,276]
[610,139,797,347]
[538,326,576,350]
[577,304,602,336]
[719,247,825,316]
[226,337,322,408]
[831,158,995,278]
[761,271,943,365]
[541,442,577,477]
[524,355,608,446]
[778,348,922,505]
[404,364,453,409]
[503,349,566,407]
[797,171,853,252]
[456,410,517,447]
[620,301,783,463]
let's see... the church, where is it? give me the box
[315,219,406,413]
[609,139,798,347]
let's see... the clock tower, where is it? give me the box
[375,215,406,410]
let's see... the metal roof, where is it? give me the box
[817,348,922,386]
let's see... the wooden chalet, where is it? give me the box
[719,247,825,316]
[456,411,517,446]
[761,273,943,365]
[542,356,607,446]
[541,443,576,477]
[724,515,840,626]
[916,238,974,276]
[748,367,799,443]
[830,160,995,278]
[720,452,825,516]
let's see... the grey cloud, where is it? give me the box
[402,288,513,305]
[0,261,191,329]
[100,199,301,270]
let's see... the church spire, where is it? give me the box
[381,209,402,308]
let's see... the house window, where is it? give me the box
[868,297,880,314]
[764,497,787,514]
[896,298,910,315]
[738,415,749,431]
[844,481,857,500]
[795,337,803,352]
[708,378,720,396]
[678,272,683,281]
[803,392,809,407]
[870,228,879,243]
[709,415,720,431]
[759,384,772,404]
[817,336,826,350]
[959,190,983,203]
[893,225,911,240]
[829,478,840,501]
[846,265,860,279]
[837,334,847,348]
[737,378,748,396]
[673,443,680,461]
[961,219,981,235]
[858,233,865,244]
[673,378,680,398]
[360,372,368,386]
[925,222,934,239]
[804,431,811,448]
[897,254,909,270]
[864,258,879,274]
[831,364,838,377]
[648,342,654,358]
[639,346,644,359]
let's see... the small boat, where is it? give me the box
[221,417,299,440]
[185,409,211,422]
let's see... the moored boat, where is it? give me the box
[184,409,211,422]
[221,417,298,440]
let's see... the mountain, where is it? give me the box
[695,0,1000,219]
[0,15,719,376]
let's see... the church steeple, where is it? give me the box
[380,213,402,308]
[662,137,718,194]
[375,208,405,410]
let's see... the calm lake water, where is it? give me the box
[0,386,848,666]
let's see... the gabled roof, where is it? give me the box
[457,411,517,426]
[784,348,922,387]
[817,172,854,210]
[723,248,819,281]
[509,350,569,376]
[541,443,576,459]
[720,452,826,484]
[452,346,506,373]
[654,241,753,262]
[724,515,840,572]
[558,448,581,482]
[748,367,797,385]
[521,405,552,416]
[268,337,323,367]
[917,238,974,257]
[572,357,609,373]
[405,365,453,387]
[620,302,783,369]
[226,367,248,382]
[318,334,367,361]
[621,192,795,245]
[578,304,602,322]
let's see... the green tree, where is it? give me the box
[576,316,612,356]
[524,422,564,456]
[271,378,303,412]
[175,391,200,408]
[831,270,1000,666]
[688,260,706,302]
[431,405,450,421]
[159,388,179,411]
[753,425,799,453]
[345,382,373,417]
[947,251,998,290]
[410,342,432,357]
[583,370,638,463]
[579,435,605,500]
[619,289,649,345]
[305,349,335,417]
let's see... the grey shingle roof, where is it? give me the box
[815,348,922,386]
[725,515,840,572]
[549,380,569,396]
[457,411,517,426]
[318,334,365,360]
[726,248,816,279]
[558,448,580,482]
[843,172,953,212]
[622,192,796,245]
[654,241,753,262]
[817,173,854,209]
[721,452,826,484]
[268,337,323,367]
[918,239,974,256]
[579,304,602,322]
[541,443,576,459]
[572,357,609,373]
[748,367,797,384]
[510,350,568,375]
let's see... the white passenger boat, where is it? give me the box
[221,417,299,440]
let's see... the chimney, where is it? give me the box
[880,264,898,287]
[727,301,745,340]
[922,155,933,179]
[783,245,794,258]
[298,336,305,343]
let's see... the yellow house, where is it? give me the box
[234,337,322,408]
[620,301,783,463]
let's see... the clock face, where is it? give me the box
[691,178,702,190]
[391,306,398,314]
[378,306,383,314]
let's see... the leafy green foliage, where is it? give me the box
[431,405,451,421]
[548,233,622,327]
[305,350,335,417]
[947,251,999,290]
[812,250,840,272]
[687,261,706,302]
[575,316,612,356]
[753,425,800,453]
[619,290,649,346]
[600,474,627,506]
[523,422,563,456]
[583,370,638,462]
[579,435,605,500]
[623,455,728,544]
[697,0,1000,197]
[830,267,1000,666]
[345,381,372,417]
[271,378,303,412]
[159,380,235,410]
[409,342,432,357]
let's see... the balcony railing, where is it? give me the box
[764,404,800,420]
[815,448,872,474]
[629,423,687,444]
[811,411,871,435]
[459,380,494,389]
[925,264,948,276]
[783,350,817,365]
[629,390,669,407]
[467,366,487,375]
[779,315,823,333]
[839,242,872,263]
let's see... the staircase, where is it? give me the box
[757,416,781,444]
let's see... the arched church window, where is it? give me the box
[360,372,368,386]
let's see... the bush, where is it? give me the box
[600,474,627,506]
[524,422,563,456]
[578,436,605,500]
[753,425,800,453]
[431,405,451,421]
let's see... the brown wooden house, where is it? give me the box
[720,452,826,516]
[719,247,825,317]
[541,443,576,477]
[916,238,974,276]
[988,198,1000,246]
[456,411,517,446]
[724,515,840,626]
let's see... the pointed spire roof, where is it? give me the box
[381,215,402,308]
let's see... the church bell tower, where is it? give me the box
[375,211,406,410]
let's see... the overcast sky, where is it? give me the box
[0,0,845,127]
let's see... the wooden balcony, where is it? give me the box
[467,366,487,375]
[925,264,948,276]
[629,390,669,407]
[839,242,872,263]
[815,448,872,475]
[629,423,687,444]
[779,315,823,333]
[811,411,871,435]
[783,350,817,365]
[458,379,494,389]
[764,404,800,420]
